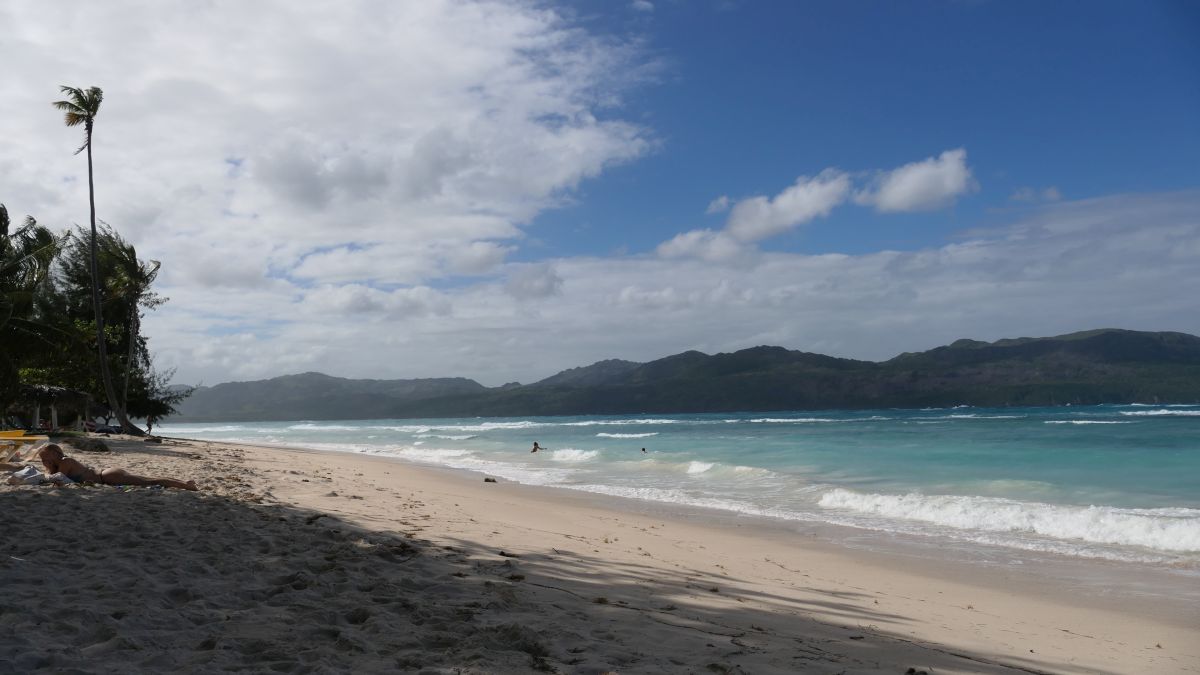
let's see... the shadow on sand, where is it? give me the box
[0,480,1097,674]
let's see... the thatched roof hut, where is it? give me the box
[4,384,91,430]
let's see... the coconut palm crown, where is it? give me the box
[52,86,104,155]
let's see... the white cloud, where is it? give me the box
[1010,185,1063,202]
[143,191,1200,386]
[705,195,730,214]
[725,169,851,242]
[1,0,653,287]
[656,228,748,262]
[4,4,1194,392]
[659,170,850,262]
[631,1,655,11]
[304,284,450,319]
[857,148,978,212]
[505,263,563,299]
[662,151,975,263]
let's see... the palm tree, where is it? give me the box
[53,85,140,435]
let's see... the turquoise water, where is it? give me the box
[159,404,1200,568]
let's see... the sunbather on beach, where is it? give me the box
[38,444,198,490]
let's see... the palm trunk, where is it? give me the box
[85,124,141,436]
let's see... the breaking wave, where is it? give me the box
[818,489,1200,553]
[596,432,658,438]
[550,448,599,462]
[1120,409,1200,417]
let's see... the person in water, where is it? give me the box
[531,442,545,453]
[38,444,198,490]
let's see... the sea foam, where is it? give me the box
[1120,409,1200,417]
[818,489,1200,552]
[415,433,478,440]
[157,425,246,434]
[550,448,598,462]
[749,417,843,423]
[287,423,359,431]
[596,432,658,438]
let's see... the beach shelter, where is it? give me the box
[5,384,91,431]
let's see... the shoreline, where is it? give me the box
[178,435,1200,621]
[4,435,1197,673]
[233,438,1200,627]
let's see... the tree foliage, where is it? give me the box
[1,204,186,428]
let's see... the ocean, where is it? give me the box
[158,404,1199,574]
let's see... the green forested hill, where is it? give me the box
[173,329,1200,421]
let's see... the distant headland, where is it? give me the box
[172,329,1200,422]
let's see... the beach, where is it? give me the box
[2,436,1196,674]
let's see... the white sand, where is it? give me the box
[1,436,1195,674]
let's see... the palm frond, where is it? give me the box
[53,85,102,145]
[0,234,65,276]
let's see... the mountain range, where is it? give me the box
[171,329,1200,421]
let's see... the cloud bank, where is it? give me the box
[146,190,1200,386]
[2,2,1197,389]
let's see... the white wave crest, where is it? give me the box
[749,417,842,423]
[550,448,598,462]
[1119,409,1200,417]
[686,461,715,474]
[415,433,477,440]
[286,423,359,431]
[567,484,806,521]
[818,489,1200,552]
[394,447,474,461]
[562,418,684,426]
[156,425,246,433]
[596,432,658,438]
[430,420,548,432]
[1044,420,1132,425]
[924,414,1024,420]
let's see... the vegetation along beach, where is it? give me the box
[3,2,1199,673]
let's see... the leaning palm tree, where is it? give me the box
[53,85,140,435]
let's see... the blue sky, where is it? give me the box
[530,1,1200,258]
[2,1,1198,385]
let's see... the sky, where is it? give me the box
[2,0,1198,387]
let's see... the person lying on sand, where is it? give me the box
[37,444,198,491]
